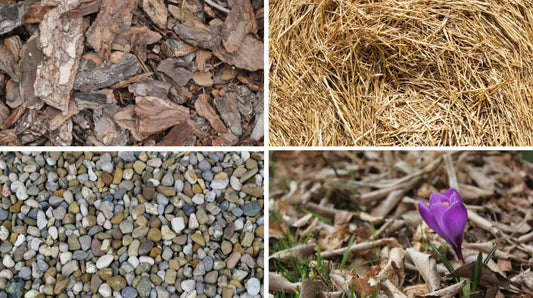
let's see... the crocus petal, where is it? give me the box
[441,201,468,262]
[429,192,447,205]
[446,188,461,204]
[429,202,449,234]
[418,201,444,236]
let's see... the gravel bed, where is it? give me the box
[0,151,264,298]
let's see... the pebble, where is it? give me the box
[99,283,112,297]
[243,202,261,217]
[246,278,261,295]
[96,255,114,269]
[181,280,196,292]
[121,286,138,297]
[136,276,152,298]
[171,217,185,233]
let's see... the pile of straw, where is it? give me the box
[269,0,533,146]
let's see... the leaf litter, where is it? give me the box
[0,0,264,146]
[269,151,533,297]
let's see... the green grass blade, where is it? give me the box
[302,209,333,225]
[339,234,356,269]
[472,251,483,293]
[429,244,454,273]
[483,244,498,265]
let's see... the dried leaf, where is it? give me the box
[415,280,467,298]
[406,248,440,292]
[448,262,511,289]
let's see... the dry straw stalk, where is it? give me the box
[269,0,533,146]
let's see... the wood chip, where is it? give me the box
[222,0,257,53]
[214,93,243,136]
[175,20,222,50]
[134,96,190,136]
[213,34,263,71]
[86,0,137,59]
[158,121,195,146]
[194,94,228,133]
[0,1,27,35]
[34,2,84,115]
[19,36,43,110]
[142,0,167,29]
[74,52,141,92]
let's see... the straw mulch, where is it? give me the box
[269,0,533,146]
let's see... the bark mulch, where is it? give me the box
[0,0,264,146]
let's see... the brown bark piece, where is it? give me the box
[19,36,44,110]
[0,101,9,126]
[174,20,222,50]
[5,80,21,109]
[134,96,190,135]
[142,0,167,29]
[222,0,257,53]
[211,132,239,146]
[24,2,54,24]
[86,0,137,59]
[196,50,212,71]
[158,121,194,146]
[48,101,80,131]
[214,94,242,136]
[93,115,121,145]
[64,0,102,18]
[214,35,263,71]
[34,2,84,115]
[0,1,27,35]
[74,52,141,92]
[0,129,20,145]
[194,94,227,133]
[0,43,19,82]
[157,58,192,86]
[74,89,115,110]
[192,71,213,86]
[112,26,162,53]
[114,105,151,141]
[128,80,170,98]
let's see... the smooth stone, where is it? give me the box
[118,152,137,162]
[36,211,47,229]
[62,260,79,277]
[210,179,229,189]
[203,256,213,272]
[121,286,138,297]
[161,225,176,240]
[136,276,151,298]
[107,276,127,291]
[72,250,89,260]
[227,252,241,269]
[6,277,24,298]
[204,271,218,284]
[18,267,31,280]
[246,278,261,295]
[171,217,185,234]
[120,220,134,234]
[242,184,264,198]
[138,240,154,255]
[0,208,8,220]
[96,255,114,269]
[99,283,112,297]
[242,202,261,217]
[188,213,199,229]
[79,235,92,251]
[190,233,205,246]
[181,280,195,292]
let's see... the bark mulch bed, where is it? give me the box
[269,151,533,297]
[0,0,264,146]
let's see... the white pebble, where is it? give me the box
[14,234,26,247]
[98,283,112,297]
[171,217,185,234]
[139,256,155,265]
[181,280,196,292]
[37,211,47,230]
[2,255,15,268]
[96,255,114,269]
[246,278,261,295]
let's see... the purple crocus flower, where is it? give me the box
[418,188,468,263]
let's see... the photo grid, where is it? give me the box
[0,0,532,297]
